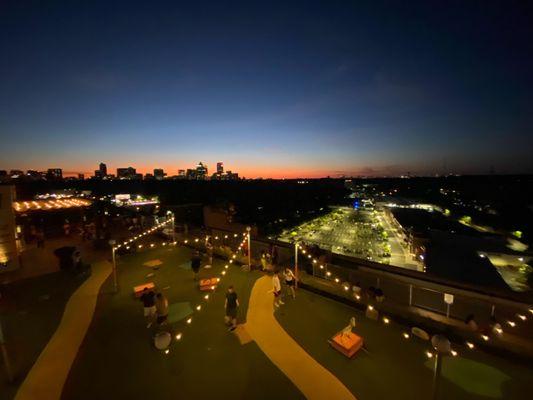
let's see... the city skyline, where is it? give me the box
[1,1,532,178]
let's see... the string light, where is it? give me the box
[466,342,475,349]
[426,351,434,358]
[507,321,516,327]
[403,332,410,339]
[175,333,182,340]
[451,350,458,357]
[481,334,489,341]
[383,317,390,324]
[517,314,527,321]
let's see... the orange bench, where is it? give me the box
[133,282,155,298]
[199,277,219,291]
[329,331,363,358]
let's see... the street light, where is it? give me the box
[431,334,451,400]
[294,242,299,287]
[109,239,117,292]
[246,226,252,270]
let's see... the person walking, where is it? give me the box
[191,251,201,281]
[224,285,239,331]
[155,292,169,326]
[140,288,156,328]
[272,272,284,307]
[284,267,296,299]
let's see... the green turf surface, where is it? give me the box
[0,272,85,400]
[61,247,304,399]
[275,288,533,400]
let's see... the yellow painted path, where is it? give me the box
[15,261,112,400]
[245,275,357,400]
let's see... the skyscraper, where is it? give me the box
[46,168,63,180]
[154,168,165,180]
[195,162,208,180]
[217,162,224,175]
[117,167,136,179]
[99,162,107,177]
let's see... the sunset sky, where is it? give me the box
[1,1,532,178]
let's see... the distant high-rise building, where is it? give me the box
[9,170,24,178]
[26,170,44,180]
[46,168,62,180]
[225,171,239,180]
[78,173,85,180]
[99,162,107,177]
[117,167,137,179]
[154,168,165,180]
[195,162,208,180]
[178,169,186,177]
[217,162,224,175]
[186,168,197,180]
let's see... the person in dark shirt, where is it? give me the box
[191,251,202,281]
[140,288,156,328]
[224,286,239,331]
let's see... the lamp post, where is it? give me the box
[246,226,252,270]
[166,211,175,243]
[294,242,299,288]
[0,318,14,382]
[431,334,451,400]
[109,239,117,293]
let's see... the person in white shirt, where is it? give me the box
[272,272,284,307]
[284,267,296,299]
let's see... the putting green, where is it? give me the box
[425,357,510,398]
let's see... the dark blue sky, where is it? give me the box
[1,0,532,177]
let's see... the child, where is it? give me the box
[272,272,284,307]
[284,267,296,299]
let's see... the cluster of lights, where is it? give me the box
[298,244,360,299]
[113,217,174,251]
[13,198,92,212]
[166,233,249,353]
[298,243,533,360]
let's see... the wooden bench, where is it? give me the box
[133,282,155,298]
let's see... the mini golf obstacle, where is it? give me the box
[133,282,155,297]
[199,277,220,291]
[328,317,364,358]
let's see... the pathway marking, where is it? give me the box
[245,275,357,400]
[14,261,112,400]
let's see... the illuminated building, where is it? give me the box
[0,186,20,273]
[10,170,24,178]
[12,198,92,212]
[195,162,208,180]
[117,167,137,180]
[46,168,63,180]
[217,162,224,175]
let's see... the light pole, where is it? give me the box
[109,239,118,293]
[294,242,299,288]
[246,226,252,270]
[431,334,451,400]
[0,318,14,382]
[166,211,175,243]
